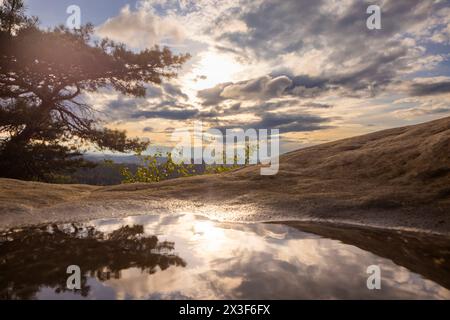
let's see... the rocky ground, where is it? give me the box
[1,116,449,234]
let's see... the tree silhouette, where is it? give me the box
[0,223,187,299]
[0,0,189,181]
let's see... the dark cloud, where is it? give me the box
[102,89,333,135]
[195,98,334,126]
[408,81,450,96]
[143,83,190,101]
[221,75,292,100]
[146,85,164,97]
[163,83,189,100]
[214,45,242,56]
[131,108,199,120]
[196,72,375,106]
[303,102,332,109]
[250,113,332,133]
[229,103,241,111]
[197,76,295,105]
[197,82,232,106]
[427,107,450,115]
[215,112,332,134]
[102,82,194,121]
[198,102,242,118]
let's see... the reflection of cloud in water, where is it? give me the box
[95,215,450,299]
[1,214,449,299]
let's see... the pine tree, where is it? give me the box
[0,0,189,181]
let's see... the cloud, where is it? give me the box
[163,83,189,100]
[105,96,201,121]
[197,82,232,106]
[393,106,450,119]
[146,85,164,97]
[197,41,447,107]
[131,108,199,120]
[221,75,292,100]
[215,111,332,133]
[196,70,386,106]
[195,98,333,123]
[302,102,332,109]
[430,23,450,44]
[251,112,331,133]
[97,81,195,122]
[392,78,450,118]
[408,80,450,96]
[197,76,294,106]
[143,127,154,132]
[83,0,450,147]
[209,0,448,98]
[96,4,185,48]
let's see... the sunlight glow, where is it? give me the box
[188,51,243,91]
[193,220,227,251]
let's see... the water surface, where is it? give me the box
[1,214,449,299]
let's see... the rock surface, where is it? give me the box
[1,116,449,234]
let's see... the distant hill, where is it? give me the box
[70,160,209,186]
[82,154,167,165]
[69,162,137,186]
[69,154,168,185]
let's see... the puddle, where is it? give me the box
[1,214,449,299]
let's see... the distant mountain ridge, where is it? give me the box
[83,154,167,165]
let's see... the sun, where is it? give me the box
[193,220,227,252]
[187,50,243,91]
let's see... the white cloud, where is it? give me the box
[96,4,185,48]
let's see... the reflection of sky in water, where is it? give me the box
[32,214,450,300]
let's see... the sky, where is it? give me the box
[25,0,450,153]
